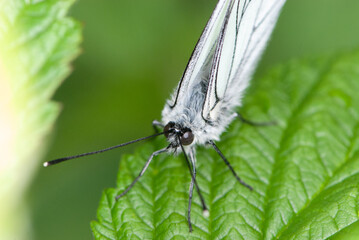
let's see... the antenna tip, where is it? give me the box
[43,162,50,167]
[203,209,209,218]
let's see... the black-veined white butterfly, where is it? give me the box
[45,0,287,232]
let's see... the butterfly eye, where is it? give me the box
[180,130,194,145]
[164,122,175,137]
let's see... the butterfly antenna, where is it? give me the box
[43,131,166,167]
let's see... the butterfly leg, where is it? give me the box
[236,113,276,126]
[187,165,195,232]
[187,150,208,213]
[152,120,164,133]
[184,153,208,232]
[178,139,208,232]
[209,140,252,191]
[116,147,168,200]
[185,149,202,232]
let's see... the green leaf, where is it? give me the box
[91,50,359,239]
[0,0,81,238]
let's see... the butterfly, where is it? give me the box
[45,0,287,232]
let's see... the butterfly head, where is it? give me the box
[164,121,194,147]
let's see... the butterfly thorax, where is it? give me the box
[162,79,237,147]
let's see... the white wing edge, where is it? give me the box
[202,0,286,121]
[168,0,234,109]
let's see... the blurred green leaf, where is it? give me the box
[0,0,81,239]
[91,50,359,239]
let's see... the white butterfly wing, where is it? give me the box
[202,0,286,121]
[168,0,234,109]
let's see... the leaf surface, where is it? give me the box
[92,51,359,240]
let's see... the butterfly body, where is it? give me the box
[161,78,236,148]
[162,0,286,150]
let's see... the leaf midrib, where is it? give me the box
[107,191,120,240]
[274,63,359,239]
[262,57,337,239]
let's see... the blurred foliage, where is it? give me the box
[0,0,81,239]
[28,0,359,239]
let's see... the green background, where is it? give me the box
[28,0,359,239]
